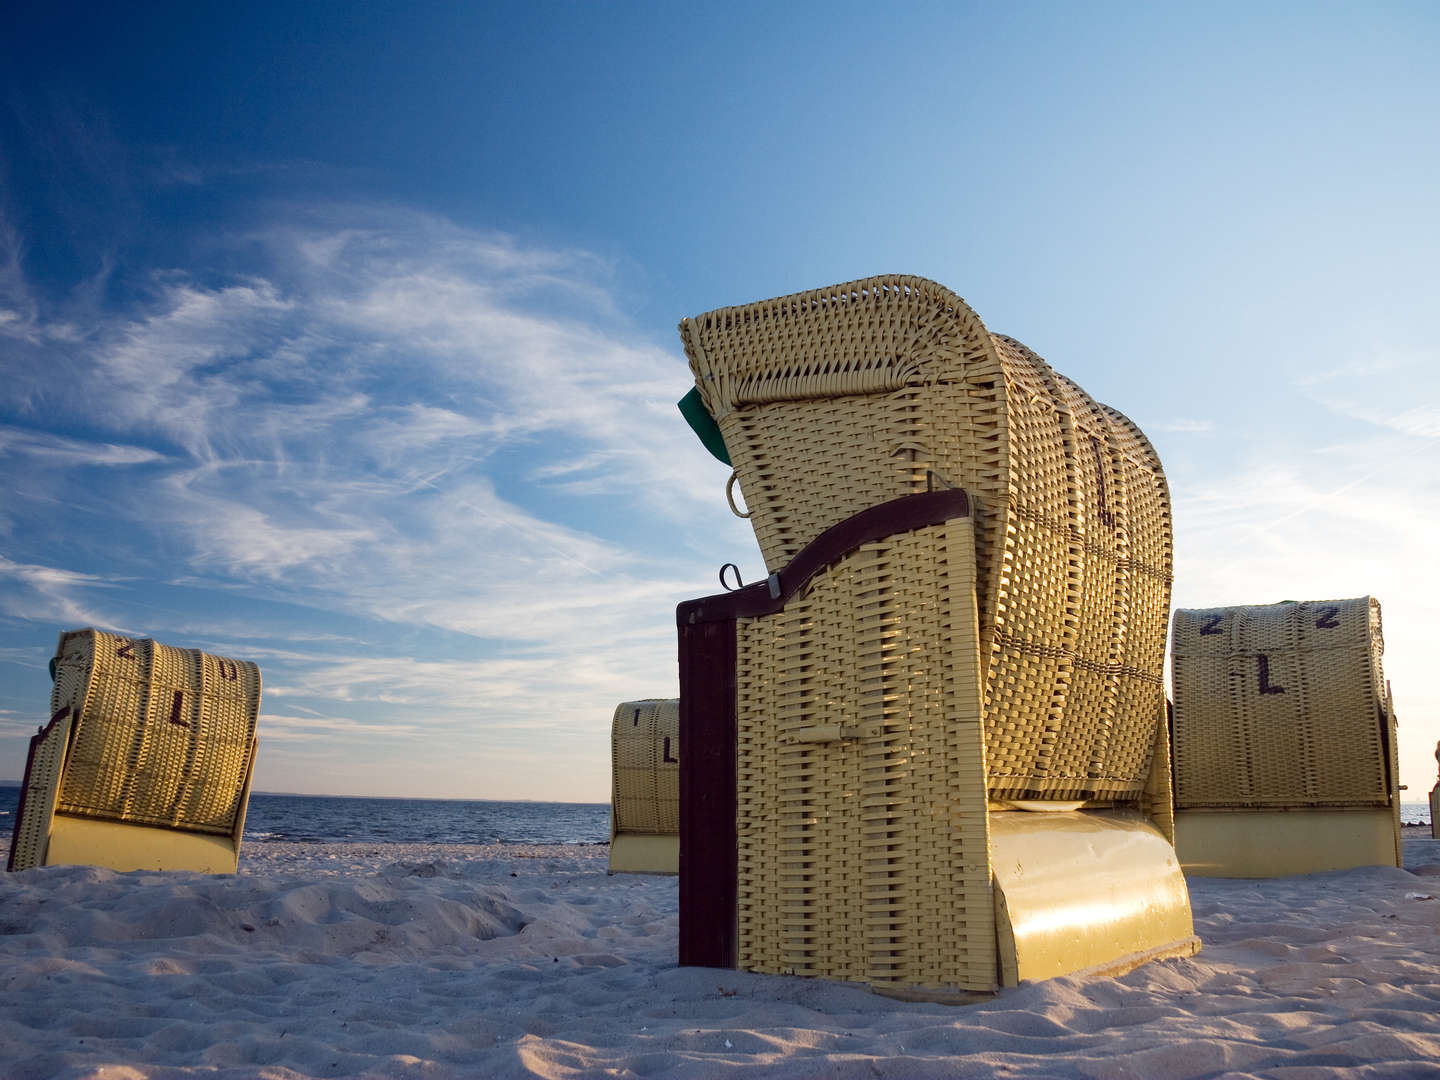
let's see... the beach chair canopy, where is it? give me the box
[608,698,680,874]
[8,628,261,874]
[1170,597,1401,876]
[675,275,1197,995]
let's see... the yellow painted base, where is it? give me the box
[44,815,241,874]
[1175,807,1400,877]
[990,809,1199,987]
[608,832,679,875]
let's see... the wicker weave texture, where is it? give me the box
[1171,598,1391,808]
[49,628,261,835]
[680,275,1171,801]
[8,709,72,871]
[733,517,995,991]
[611,699,680,835]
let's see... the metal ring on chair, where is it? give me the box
[725,471,752,519]
[719,563,744,591]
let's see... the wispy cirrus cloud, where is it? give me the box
[1145,418,1214,434]
[0,202,745,795]
[0,556,130,632]
[2,201,738,575]
[0,425,166,467]
[257,712,426,742]
[1293,343,1440,441]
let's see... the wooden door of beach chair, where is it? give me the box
[7,628,261,874]
[676,275,1197,996]
[1170,598,1402,877]
[609,698,680,874]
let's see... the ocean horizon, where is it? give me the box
[0,783,610,847]
[1,782,1431,849]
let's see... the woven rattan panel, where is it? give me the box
[50,629,261,835]
[1171,598,1389,809]
[611,699,680,834]
[681,275,1171,801]
[8,709,71,871]
[733,518,995,992]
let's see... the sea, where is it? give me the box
[0,784,610,847]
[0,784,1431,846]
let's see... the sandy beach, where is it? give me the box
[2,830,1439,1079]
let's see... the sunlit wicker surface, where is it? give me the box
[611,699,680,835]
[734,516,995,989]
[1171,598,1395,808]
[50,628,261,833]
[680,274,1172,801]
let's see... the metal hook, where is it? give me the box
[725,471,752,519]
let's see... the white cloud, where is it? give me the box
[1292,344,1435,388]
[0,556,129,631]
[1294,343,1440,441]
[0,209,743,636]
[0,205,746,795]
[1145,418,1214,434]
[257,712,425,742]
[0,426,165,467]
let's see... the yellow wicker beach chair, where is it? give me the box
[676,275,1197,996]
[7,628,261,874]
[1430,742,1439,841]
[609,698,680,874]
[1170,598,1402,877]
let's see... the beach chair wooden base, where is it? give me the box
[44,814,248,874]
[608,833,680,876]
[991,808,1199,986]
[1175,808,1402,878]
[7,629,260,875]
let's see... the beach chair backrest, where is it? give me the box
[679,274,1173,803]
[1172,598,1391,808]
[610,699,680,835]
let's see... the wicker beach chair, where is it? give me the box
[609,698,680,874]
[1170,598,1402,877]
[1430,742,1439,841]
[7,628,261,874]
[675,275,1197,995]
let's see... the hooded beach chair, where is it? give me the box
[1170,598,1402,877]
[7,628,261,874]
[675,274,1197,996]
[1431,742,1440,841]
[609,698,680,874]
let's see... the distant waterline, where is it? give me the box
[0,786,610,847]
[0,786,1431,846]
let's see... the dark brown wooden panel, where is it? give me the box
[677,617,737,968]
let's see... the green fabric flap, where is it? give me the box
[678,387,731,465]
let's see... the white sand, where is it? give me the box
[3,833,1439,1080]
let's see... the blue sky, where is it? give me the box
[1,2,1435,802]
